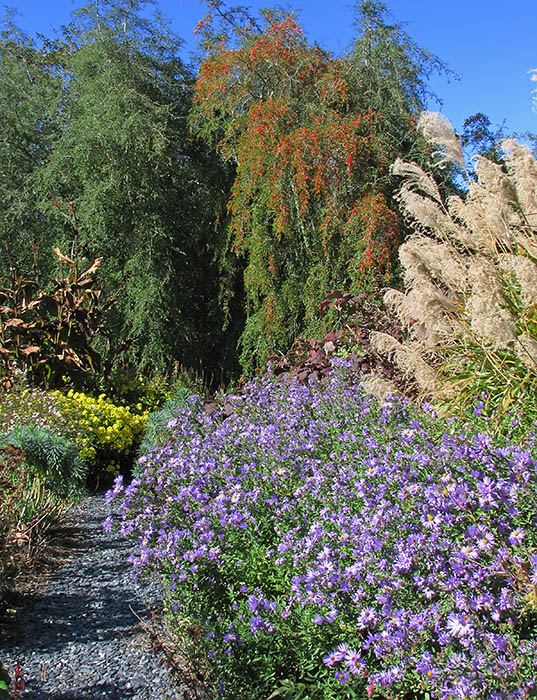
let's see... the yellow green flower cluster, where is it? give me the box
[53,390,149,477]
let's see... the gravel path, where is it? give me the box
[2,492,195,700]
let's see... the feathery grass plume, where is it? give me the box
[384,284,457,346]
[400,237,469,291]
[445,195,485,251]
[502,139,537,225]
[392,159,471,247]
[516,333,537,372]
[474,154,517,205]
[391,158,443,202]
[364,113,537,432]
[516,233,537,258]
[417,111,464,168]
[359,373,399,403]
[370,332,440,392]
[499,254,537,306]
[467,258,517,349]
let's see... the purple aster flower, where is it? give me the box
[249,615,268,634]
[508,528,525,546]
[344,648,365,676]
[324,608,339,624]
[334,669,349,683]
[248,595,260,612]
[323,650,342,667]
[336,642,351,658]
[459,543,479,560]
[357,607,378,630]
[446,612,474,638]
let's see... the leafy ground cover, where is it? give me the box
[107,361,537,699]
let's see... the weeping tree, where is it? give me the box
[34,0,235,381]
[0,17,64,282]
[190,1,450,374]
[347,1,451,149]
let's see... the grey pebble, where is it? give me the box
[2,491,200,699]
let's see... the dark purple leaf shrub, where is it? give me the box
[106,362,537,699]
[267,289,415,397]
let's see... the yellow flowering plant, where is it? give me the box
[53,390,148,481]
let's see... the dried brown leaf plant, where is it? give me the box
[364,111,537,428]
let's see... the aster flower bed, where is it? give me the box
[107,363,537,699]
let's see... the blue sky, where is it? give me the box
[6,0,537,140]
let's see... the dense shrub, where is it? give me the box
[108,363,537,699]
[268,287,411,394]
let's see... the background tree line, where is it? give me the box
[0,0,496,388]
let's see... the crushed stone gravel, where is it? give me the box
[2,491,200,700]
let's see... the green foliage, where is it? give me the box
[137,388,198,459]
[348,1,451,147]
[0,1,239,387]
[0,247,105,389]
[0,440,76,601]
[462,112,506,163]
[99,366,171,412]
[0,20,64,282]
[192,2,448,374]
[2,424,88,499]
[35,0,234,381]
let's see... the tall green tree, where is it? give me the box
[191,1,448,373]
[37,0,234,380]
[0,17,64,281]
[347,1,451,152]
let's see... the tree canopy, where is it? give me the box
[1,0,457,384]
[1,0,238,383]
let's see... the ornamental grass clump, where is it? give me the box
[367,112,537,433]
[107,363,537,699]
